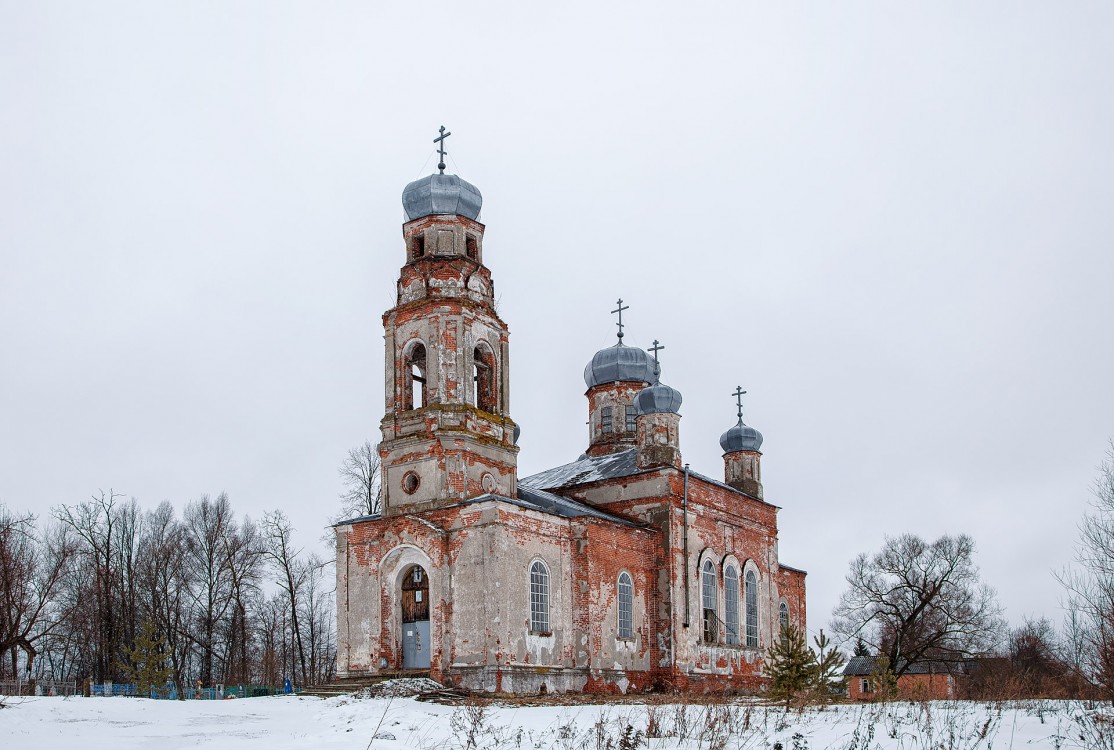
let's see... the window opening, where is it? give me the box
[601,406,613,434]
[465,235,478,260]
[701,560,717,644]
[779,601,789,633]
[413,234,425,259]
[404,343,427,410]
[401,564,429,623]
[745,570,758,647]
[617,572,633,639]
[625,405,638,433]
[724,565,739,645]
[530,561,550,634]
[473,345,497,412]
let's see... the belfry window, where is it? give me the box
[745,570,758,648]
[473,345,497,412]
[465,234,478,260]
[601,406,613,434]
[530,560,550,634]
[404,342,427,410]
[625,405,638,433]
[724,565,739,645]
[617,572,633,639]
[412,234,425,260]
[702,560,717,644]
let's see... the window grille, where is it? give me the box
[625,406,638,432]
[601,406,613,434]
[779,601,789,632]
[530,561,550,633]
[617,572,633,638]
[724,565,739,645]
[745,570,758,647]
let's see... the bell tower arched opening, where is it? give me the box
[473,343,497,413]
[404,342,427,410]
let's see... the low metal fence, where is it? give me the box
[0,679,78,696]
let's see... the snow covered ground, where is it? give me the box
[1,692,1108,749]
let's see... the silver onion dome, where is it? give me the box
[583,343,660,389]
[633,382,682,415]
[402,174,483,221]
[720,420,764,453]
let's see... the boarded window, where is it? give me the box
[724,565,739,645]
[745,570,758,648]
[702,560,717,644]
[617,572,633,639]
[601,406,613,434]
[530,561,549,634]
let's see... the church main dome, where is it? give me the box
[402,174,483,221]
[583,343,660,389]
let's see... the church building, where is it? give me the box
[334,146,806,694]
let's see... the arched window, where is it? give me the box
[779,601,790,633]
[617,572,633,639]
[529,561,550,634]
[745,570,758,648]
[701,560,717,644]
[724,565,740,645]
[472,344,497,412]
[404,342,427,410]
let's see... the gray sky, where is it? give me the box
[2,1,1112,641]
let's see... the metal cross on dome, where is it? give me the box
[732,385,748,421]
[612,298,629,341]
[648,340,664,363]
[434,126,451,174]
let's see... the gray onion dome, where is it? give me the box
[633,382,682,415]
[720,419,764,453]
[402,174,482,221]
[583,343,660,389]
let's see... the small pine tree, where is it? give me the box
[765,623,816,704]
[122,619,174,697]
[867,655,899,701]
[811,629,847,698]
[853,638,871,658]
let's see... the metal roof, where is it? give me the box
[456,488,641,527]
[720,419,764,453]
[520,448,647,491]
[402,173,482,221]
[583,342,660,389]
[843,656,966,676]
[633,381,682,415]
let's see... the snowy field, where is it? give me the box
[2,692,1110,749]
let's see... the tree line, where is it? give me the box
[0,490,335,691]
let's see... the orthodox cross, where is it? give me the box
[434,126,451,174]
[732,385,748,421]
[648,340,664,363]
[612,298,629,341]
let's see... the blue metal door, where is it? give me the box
[401,564,431,669]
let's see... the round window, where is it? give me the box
[402,472,420,494]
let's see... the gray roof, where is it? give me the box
[633,381,682,415]
[456,487,640,527]
[402,173,482,221]
[521,448,777,507]
[720,419,764,453]
[843,656,966,676]
[583,342,660,389]
[520,449,646,491]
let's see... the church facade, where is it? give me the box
[334,163,806,694]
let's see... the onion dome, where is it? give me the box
[720,419,763,453]
[402,174,482,221]
[633,381,682,415]
[583,343,660,389]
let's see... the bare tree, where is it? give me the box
[261,510,308,685]
[182,493,236,685]
[831,533,1004,678]
[338,440,382,519]
[1060,441,1114,699]
[0,506,77,677]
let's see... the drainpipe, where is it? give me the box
[682,464,691,629]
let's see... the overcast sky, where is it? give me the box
[2,2,1113,641]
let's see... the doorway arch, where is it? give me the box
[401,564,430,669]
